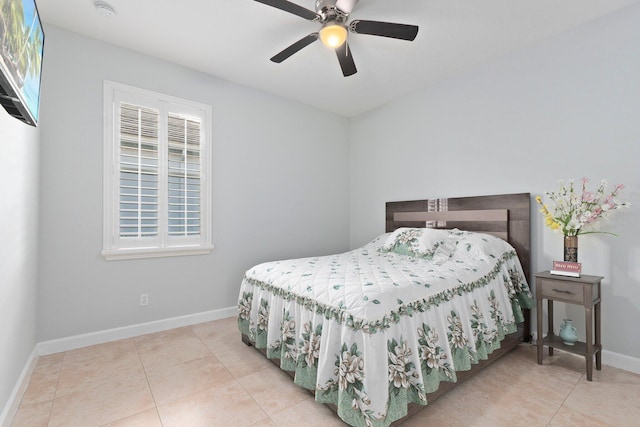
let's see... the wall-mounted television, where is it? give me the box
[0,0,44,127]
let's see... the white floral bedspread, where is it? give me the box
[238,231,534,427]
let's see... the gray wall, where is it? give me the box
[0,111,40,414]
[36,26,350,341]
[349,4,640,359]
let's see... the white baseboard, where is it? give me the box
[0,347,38,427]
[602,349,640,375]
[37,306,237,356]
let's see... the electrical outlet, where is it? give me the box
[140,293,149,306]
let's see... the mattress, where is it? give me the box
[238,229,534,427]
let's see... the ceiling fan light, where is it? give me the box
[320,24,348,48]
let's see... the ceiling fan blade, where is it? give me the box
[254,0,319,20]
[335,0,359,14]
[270,33,319,63]
[335,42,357,77]
[349,20,419,41]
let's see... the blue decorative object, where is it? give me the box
[560,319,578,345]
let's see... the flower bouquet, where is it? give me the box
[536,177,629,237]
[537,178,629,264]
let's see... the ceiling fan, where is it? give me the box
[255,0,419,77]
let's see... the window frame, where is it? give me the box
[102,81,213,260]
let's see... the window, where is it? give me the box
[102,81,212,260]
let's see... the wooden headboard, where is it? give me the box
[386,193,532,340]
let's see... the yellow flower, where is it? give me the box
[538,198,562,230]
[540,204,551,217]
[537,194,563,232]
[544,214,561,230]
[543,214,562,230]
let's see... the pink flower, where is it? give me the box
[581,191,594,202]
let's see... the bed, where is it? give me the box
[237,193,533,426]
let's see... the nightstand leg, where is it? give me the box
[547,299,554,357]
[595,301,602,370]
[586,306,593,381]
[537,296,543,364]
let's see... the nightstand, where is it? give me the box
[535,271,603,381]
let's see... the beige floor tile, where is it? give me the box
[101,408,163,427]
[61,338,139,367]
[482,382,560,426]
[477,345,581,405]
[135,327,212,369]
[563,366,640,426]
[55,338,144,399]
[214,345,274,379]
[9,399,52,427]
[19,373,59,407]
[47,367,155,427]
[469,357,560,426]
[33,352,65,372]
[250,418,278,426]
[269,398,348,426]
[399,402,501,427]
[145,354,235,405]
[423,375,496,422]
[549,405,613,427]
[19,353,64,405]
[423,358,558,426]
[191,317,250,355]
[237,366,313,416]
[56,357,147,399]
[157,381,271,427]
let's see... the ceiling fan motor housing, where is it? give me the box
[315,0,349,23]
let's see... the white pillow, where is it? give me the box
[448,230,513,260]
[379,227,457,262]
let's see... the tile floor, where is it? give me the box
[9,316,640,427]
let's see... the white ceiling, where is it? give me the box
[37,0,639,117]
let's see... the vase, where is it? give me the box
[564,235,578,262]
[559,319,578,345]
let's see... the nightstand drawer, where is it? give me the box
[539,279,584,304]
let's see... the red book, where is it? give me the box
[550,261,582,277]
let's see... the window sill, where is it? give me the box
[101,244,214,261]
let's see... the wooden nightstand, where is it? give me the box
[535,271,603,381]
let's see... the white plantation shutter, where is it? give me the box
[167,114,201,236]
[119,103,159,238]
[103,81,212,260]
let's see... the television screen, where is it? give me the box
[0,0,44,126]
